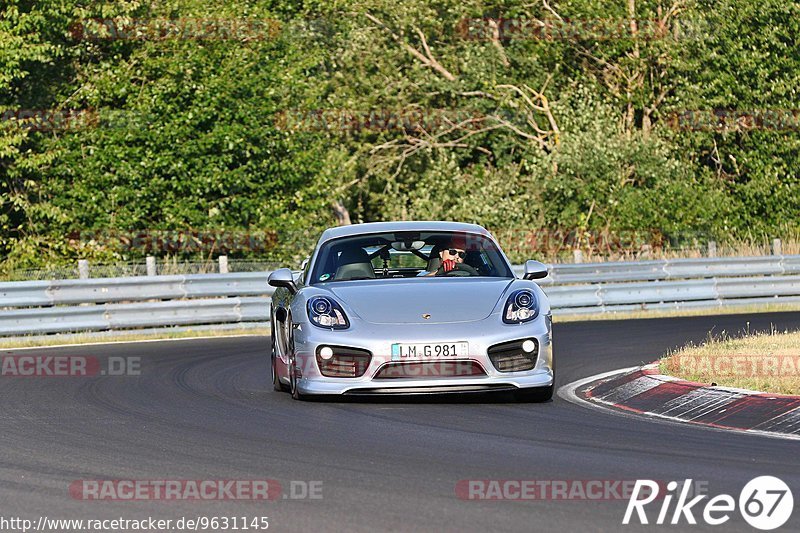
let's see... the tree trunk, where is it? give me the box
[332,200,351,225]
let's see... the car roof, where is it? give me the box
[317,221,492,245]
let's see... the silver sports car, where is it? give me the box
[268,221,553,401]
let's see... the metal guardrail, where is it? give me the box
[0,273,273,307]
[512,255,800,284]
[544,276,800,314]
[0,297,270,336]
[1,255,799,336]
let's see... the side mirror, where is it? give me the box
[268,268,298,294]
[523,260,548,280]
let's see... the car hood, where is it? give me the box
[326,278,515,324]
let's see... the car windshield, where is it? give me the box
[309,231,514,284]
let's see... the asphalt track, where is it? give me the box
[2,312,800,532]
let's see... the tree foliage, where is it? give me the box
[0,0,797,268]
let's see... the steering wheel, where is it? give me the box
[436,263,480,277]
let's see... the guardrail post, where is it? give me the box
[573,249,583,263]
[219,255,229,274]
[146,256,156,276]
[707,241,717,257]
[773,238,782,255]
[78,259,89,279]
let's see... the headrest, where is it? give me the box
[338,247,371,265]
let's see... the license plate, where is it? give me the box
[391,342,469,360]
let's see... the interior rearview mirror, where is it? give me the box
[391,240,425,251]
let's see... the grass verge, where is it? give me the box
[659,330,800,395]
[554,302,800,323]
[0,327,270,350]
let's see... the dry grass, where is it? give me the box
[501,233,800,264]
[0,327,269,350]
[554,302,800,323]
[553,238,800,264]
[659,329,800,395]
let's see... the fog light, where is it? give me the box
[522,339,536,353]
[488,339,538,372]
[316,346,372,378]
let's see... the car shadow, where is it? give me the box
[305,392,554,405]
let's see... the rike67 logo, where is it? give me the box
[624,476,793,530]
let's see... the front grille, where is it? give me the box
[374,361,486,379]
[487,339,538,372]
[316,346,372,377]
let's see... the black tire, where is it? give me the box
[286,316,314,400]
[513,383,554,402]
[289,357,307,401]
[286,320,308,400]
[516,363,556,402]
[271,317,289,392]
[272,353,289,392]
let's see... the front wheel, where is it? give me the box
[272,352,289,392]
[271,317,289,392]
[287,320,306,400]
[513,382,554,403]
[289,357,307,401]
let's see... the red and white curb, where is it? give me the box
[559,364,800,441]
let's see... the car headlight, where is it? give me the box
[503,290,538,324]
[307,296,350,329]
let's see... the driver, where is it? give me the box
[419,236,468,277]
[438,244,466,274]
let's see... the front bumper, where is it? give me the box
[291,313,553,395]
